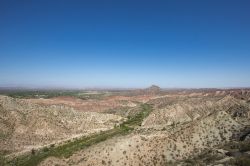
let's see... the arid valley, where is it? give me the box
[1,86,250,166]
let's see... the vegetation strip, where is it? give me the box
[4,104,152,166]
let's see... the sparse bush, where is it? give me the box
[162,127,167,131]
[31,149,35,155]
[43,147,49,152]
[102,160,106,165]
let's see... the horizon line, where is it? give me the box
[0,85,250,91]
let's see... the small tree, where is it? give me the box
[31,148,35,155]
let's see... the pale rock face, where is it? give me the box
[142,104,193,127]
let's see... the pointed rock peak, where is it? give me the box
[144,85,161,94]
[147,85,161,90]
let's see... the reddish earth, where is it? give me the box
[26,95,157,113]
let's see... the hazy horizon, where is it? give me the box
[1,0,250,88]
[0,84,250,90]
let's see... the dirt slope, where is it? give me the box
[39,95,250,166]
[0,95,123,156]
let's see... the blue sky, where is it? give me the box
[0,0,250,88]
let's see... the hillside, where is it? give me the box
[38,92,250,166]
[1,89,250,166]
[0,95,123,156]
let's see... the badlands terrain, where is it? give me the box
[0,86,250,165]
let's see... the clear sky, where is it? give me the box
[0,0,250,88]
